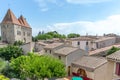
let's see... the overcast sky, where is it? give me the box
[0,0,120,36]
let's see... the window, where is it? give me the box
[50,50,51,54]
[96,42,98,48]
[86,41,88,45]
[17,31,21,35]
[23,32,25,36]
[45,50,47,53]
[58,56,61,60]
[115,63,120,76]
[27,32,30,36]
[77,41,80,45]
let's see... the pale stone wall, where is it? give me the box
[66,49,85,67]
[106,60,114,80]
[53,54,66,66]
[21,27,32,43]
[1,24,15,43]
[71,40,95,51]
[20,42,34,54]
[96,37,116,49]
[1,23,32,44]
[94,63,108,80]
[107,60,120,80]
[14,24,22,42]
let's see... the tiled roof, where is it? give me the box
[54,47,79,56]
[89,44,120,55]
[1,9,31,28]
[69,37,96,41]
[107,50,120,62]
[44,43,64,49]
[1,9,21,25]
[18,15,30,27]
[72,56,107,72]
[95,37,115,42]
[37,41,48,46]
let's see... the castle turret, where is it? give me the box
[1,9,32,44]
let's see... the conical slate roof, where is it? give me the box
[1,9,21,25]
[18,15,30,27]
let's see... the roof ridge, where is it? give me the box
[18,15,30,27]
[1,9,21,25]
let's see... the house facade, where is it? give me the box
[1,9,32,44]
[69,36,116,53]
[54,47,86,76]
[107,50,120,80]
[44,43,65,55]
[71,56,108,80]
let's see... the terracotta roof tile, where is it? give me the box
[107,50,120,62]
[44,43,64,49]
[1,9,21,25]
[54,47,79,56]
[72,56,107,72]
[18,15,30,27]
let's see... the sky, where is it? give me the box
[0,0,120,36]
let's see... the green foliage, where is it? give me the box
[32,36,38,42]
[35,31,66,40]
[0,45,23,61]
[36,34,53,40]
[2,63,20,79]
[9,53,66,80]
[14,41,24,46]
[107,46,120,55]
[67,33,80,38]
[0,75,9,80]
[0,58,7,73]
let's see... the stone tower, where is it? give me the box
[1,9,32,44]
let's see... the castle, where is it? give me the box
[0,9,32,44]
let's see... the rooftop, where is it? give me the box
[107,50,120,62]
[72,56,107,72]
[2,9,21,25]
[95,37,115,42]
[54,47,79,56]
[89,44,120,55]
[44,43,64,49]
[69,36,97,41]
[1,9,31,28]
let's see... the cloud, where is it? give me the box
[34,0,62,11]
[45,15,120,35]
[66,0,112,4]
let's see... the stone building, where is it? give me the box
[0,9,32,44]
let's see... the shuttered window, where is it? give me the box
[115,63,120,76]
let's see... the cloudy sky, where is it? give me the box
[0,0,120,36]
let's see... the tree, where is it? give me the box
[107,46,120,56]
[35,31,66,40]
[32,36,38,42]
[0,45,23,61]
[9,53,66,80]
[67,33,80,38]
